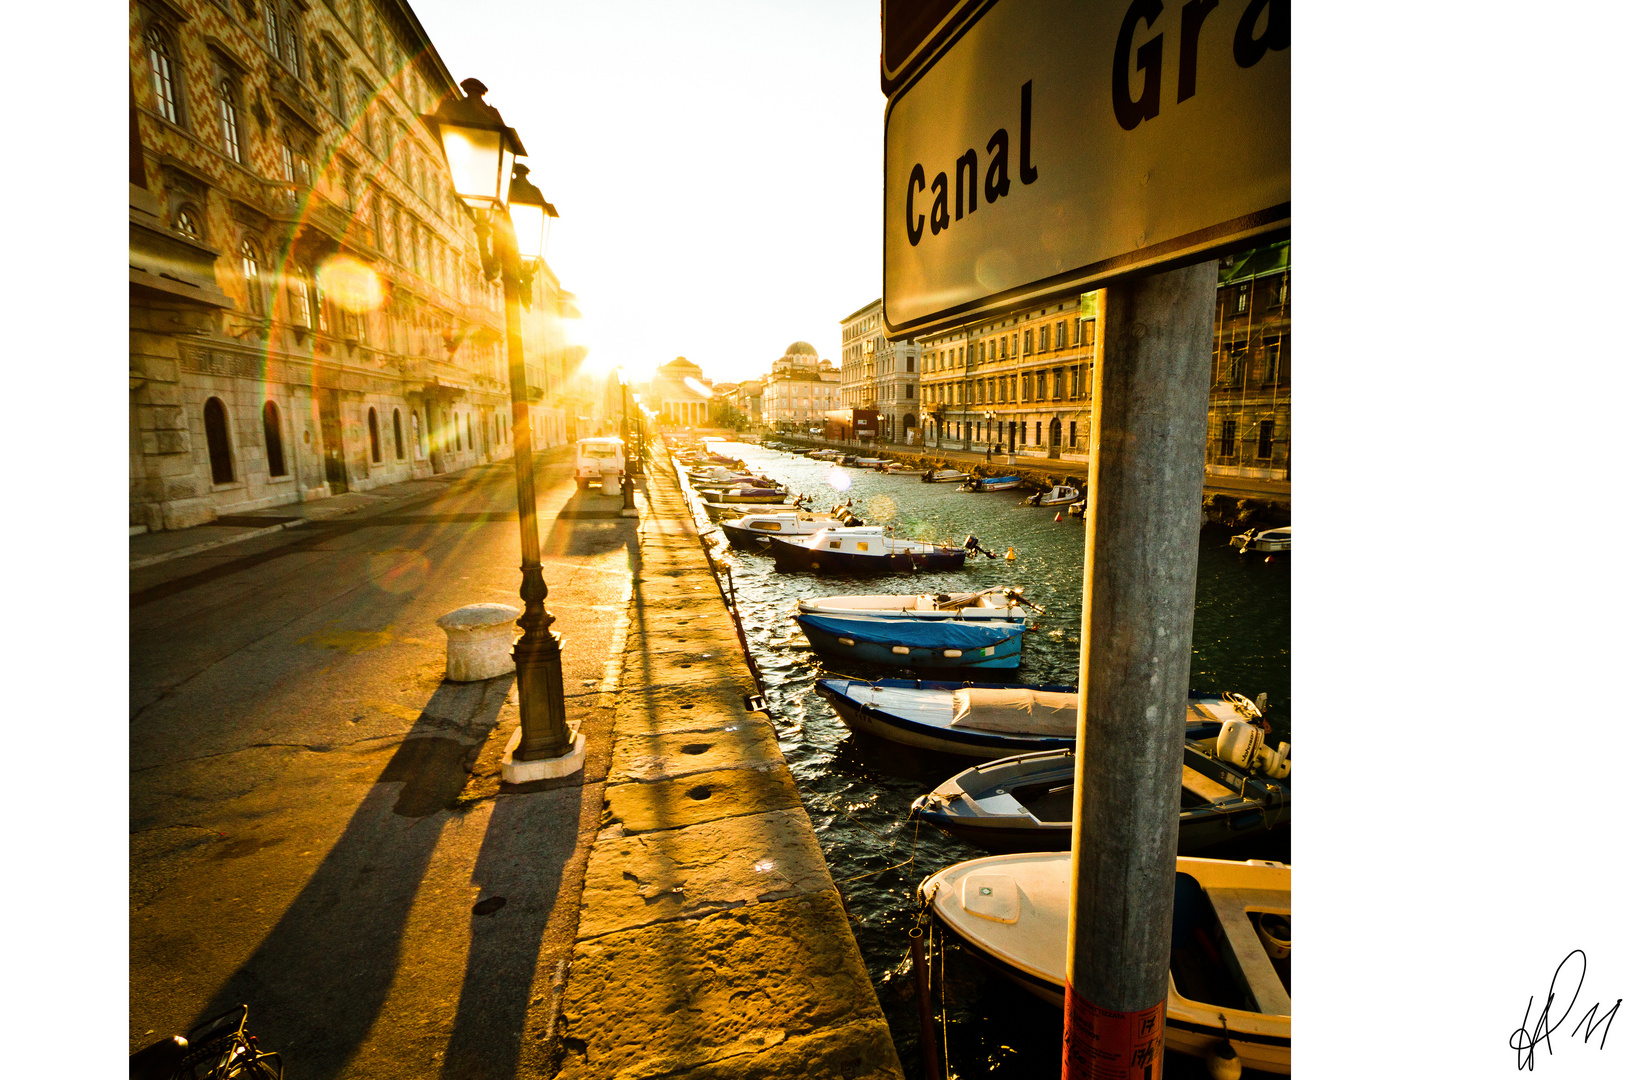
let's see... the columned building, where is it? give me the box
[129,0,571,530]
[840,299,920,444]
[649,357,712,428]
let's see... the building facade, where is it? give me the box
[915,297,1094,458]
[761,342,839,430]
[840,299,921,444]
[129,0,572,531]
[1207,243,1291,480]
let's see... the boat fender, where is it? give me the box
[1054,512,1062,522]
[1206,1039,1242,1080]
[1005,547,1016,561]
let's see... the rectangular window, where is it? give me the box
[1035,421,1042,446]
[1069,421,1077,448]
[1055,321,1067,349]
[1257,419,1275,459]
[1023,330,1033,356]
[1037,371,1048,399]
[1053,369,1064,399]
[1039,326,1049,352]
[281,144,294,182]
[1237,284,1250,313]
[907,356,915,372]
[906,384,914,399]
[1220,419,1236,458]
[288,277,311,327]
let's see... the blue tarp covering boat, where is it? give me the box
[795,614,1026,669]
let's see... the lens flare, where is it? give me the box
[826,466,852,492]
[867,495,897,519]
[317,255,386,313]
[368,550,430,594]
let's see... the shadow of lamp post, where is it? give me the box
[424,79,580,778]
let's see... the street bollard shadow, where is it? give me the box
[191,677,511,1080]
[438,787,579,1079]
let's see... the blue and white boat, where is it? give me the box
[795,614,1026,670]
[960,474,1023,492]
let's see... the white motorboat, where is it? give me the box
[921,468,969,483]
[919,853,1291,1075]
[702,499,802,519]
[797,586,1036,623]
[721,511,874,550]
[1233,526,1291,554]
[768,529,969,574]
[1027,484,1081,506]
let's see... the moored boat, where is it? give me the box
[917,853,1291,1075]
[797,586,1034,623]
[813,677,1230,757]
[960,474,1023,492]
[699,484,792,504]
[1027,484,1081,506]
[1233,526,1291,554]
[921,468,969,483]
[720,510,873,550]
[910,700,1289,853]
[794,613,1026,669]
[768,529,969,574]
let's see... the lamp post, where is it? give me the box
[425,79,574,770]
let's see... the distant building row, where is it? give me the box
[828,242,1289,475]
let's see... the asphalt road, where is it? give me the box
[130,458,641,1078]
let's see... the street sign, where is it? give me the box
[883,0,1289,339]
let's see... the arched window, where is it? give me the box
[410,411,422,459]
[173,206,201,240]
[392,409,404,459]
[263,401,287,477]
[466,416,474,454]
[283,18,302,77]
[145,26,180,123]
[204,398,235,483]
[217,80,242,163]
[239,239,263,315]
[264,5,280,56]
[367,408,381,462]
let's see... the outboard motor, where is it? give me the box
[1215,719,1292,779]
[962,535,999,560]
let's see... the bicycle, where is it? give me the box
[129,1004,282,1080]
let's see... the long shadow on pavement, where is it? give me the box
[192,677,511,1079]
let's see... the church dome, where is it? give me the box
[784,341,818,357]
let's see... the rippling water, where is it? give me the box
[680,442,1291,1079]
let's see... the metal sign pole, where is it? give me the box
[1064,261,1215,1080]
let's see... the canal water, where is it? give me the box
[679,441,1291,1079]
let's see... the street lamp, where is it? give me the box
[425,79,576,773]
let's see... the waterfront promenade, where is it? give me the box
[130,447,900,1078]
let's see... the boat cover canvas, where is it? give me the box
[951,688,1080,735]
[796,614,1023,649]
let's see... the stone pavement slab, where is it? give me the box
[607,721,785,784]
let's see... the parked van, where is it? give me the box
[575,437,625,490]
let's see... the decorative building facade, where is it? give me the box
[129,0,574,531]
[761,342,839,430]
[840,299,921,444]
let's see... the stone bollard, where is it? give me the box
[601,469,622,495]
[435,603,521,682]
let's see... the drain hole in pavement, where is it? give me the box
[686,785,712,800]
[680,663,693,668]
[472,897,507,917]
[679,704,694,710]
[681,743,711,755]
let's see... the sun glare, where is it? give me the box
[316,256,385,313]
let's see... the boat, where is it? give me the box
[702,499,803,520]
[721,510,872,550]
[1068,499,1085,518]
[1027,484,1081,506]
[921,468,969,483]
[797,586,1035,623]
[910,698,1290,853]
[813,677,1229,757]
[1233,526,1291,554]
[794,613,1027,669]
[918,853,1291,1075]
[960,474,1023,492]
[807,449,843,460]
[852,457,892,467]
[767,529,973,574]
[699,484,792,504]
[877,462,924,474]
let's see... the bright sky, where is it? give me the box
[412,0,885,386]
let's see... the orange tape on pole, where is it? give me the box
[1062,988,1166,1080]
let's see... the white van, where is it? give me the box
[574,437,625,490]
